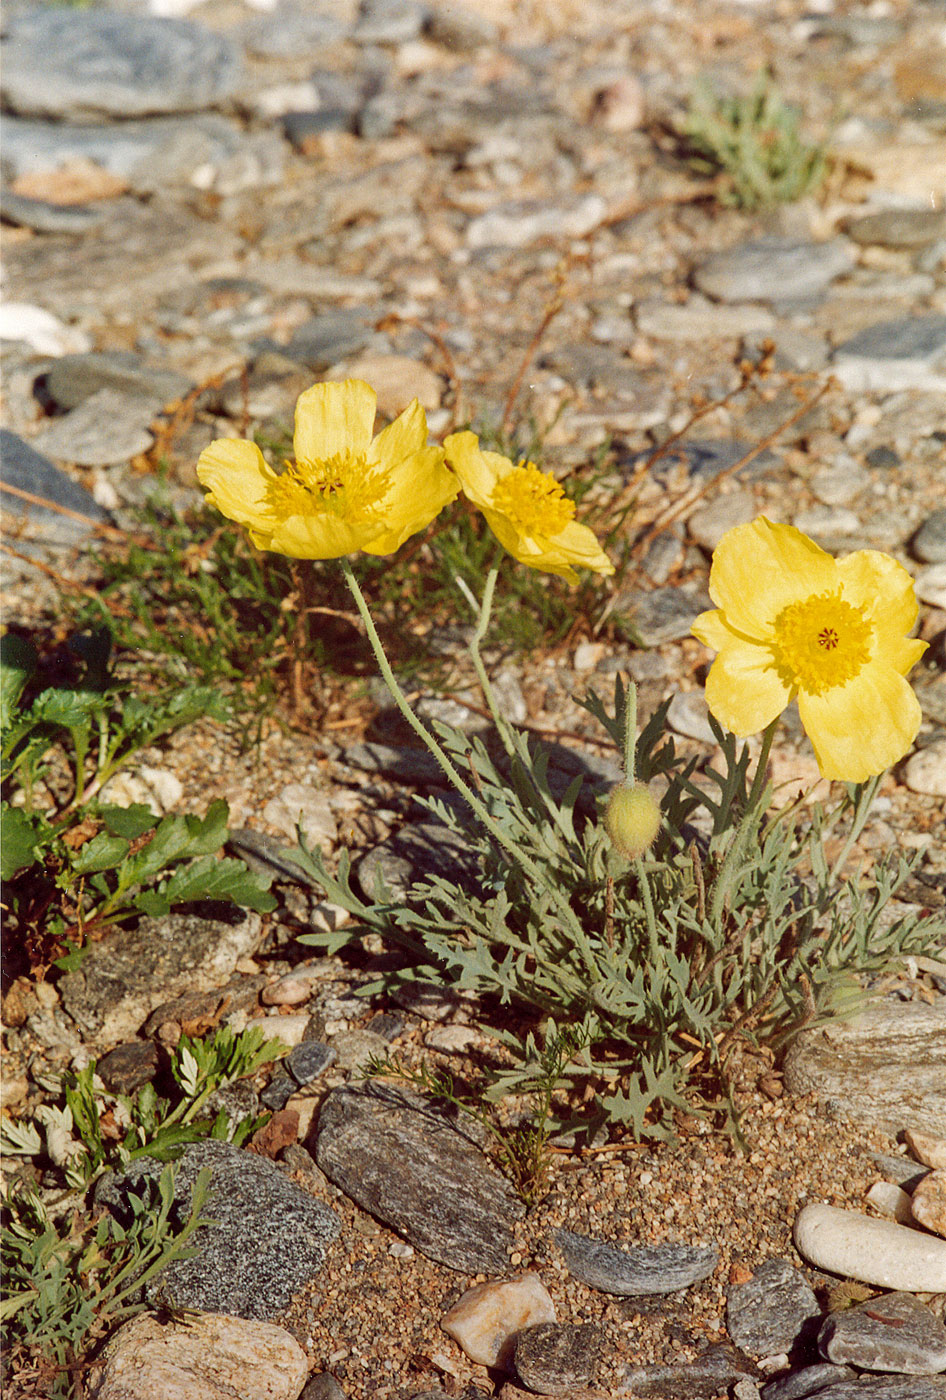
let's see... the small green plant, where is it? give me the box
[363,1020,595,1203]
[677,73,827,209]
[1,1165,211,1400]
[1,628,275,970]
[1,1023,284,1397]
[296,678,943,1140]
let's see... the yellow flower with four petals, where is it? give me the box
[196,378,458,559]
[692,516,927,782]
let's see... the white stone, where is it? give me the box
[251,1013,311,1048]
[424,1024,481,1053]
[866,1180,914,1223]
[86,1311,307,1400]
[667,690,716,744]
[914,563,946,610]
[441,1272,556,1368]
[262,783,338,847]
[98,767,182,815]
[573,641,606,672]
[793,1203,946,1292]
[902,739,946,797]
[905,1129,946,1171]
[0,302,91,357]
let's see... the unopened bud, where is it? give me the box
[604,782,661,859]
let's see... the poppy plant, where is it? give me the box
[692,517,927,782]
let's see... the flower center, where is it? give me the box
[268,451,390,523]
[491,463,575,536]
[771,589,873,695]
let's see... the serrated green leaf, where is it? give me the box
[135,854,275,918]
[100,804,158,840]
[70,832,130,875]
[0,804,49,879]
[0,633,37,727]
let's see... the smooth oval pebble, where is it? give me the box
[794,1204,946,1291]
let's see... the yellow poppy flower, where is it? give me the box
[443,431,614,584]
[196,379,458,559]
[692,516,927,782]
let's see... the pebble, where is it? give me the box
[44,350,192,415]
[759,1363,858,1400]
[286,1040,336,1086]
[0,10,243,120]
[314,1082,525,1274]
[845,210,946,250]
[912,564,946,610]
[609,586,711,647]
[902,740,946,799]
[693,238,855,305]
[726,1258,820,1358]
[818,1292,946,1375]
[912,510,946,564]
[261,784,339,848]
[96,1138,340,1318]
[31,387,156,467]
[832,315,946,393]
[0,302,91,357]
[866,1181,915,1224]
[687,490,758,550]
[86,1312,308,1400]
[910,1170,946,1238]
[0,429,112,554]
[554,1227,719,1296]
[0,189,107,235]
[666,690,716,745]
[440,1273,556,1368]
[96,1040,160,1095]
[793,1204,946,1293]
[512,1321,604,1395]
[904,1130,946,1171]
[619,1343,758,1398]
[634,295,775,340]
[465,194,607,249]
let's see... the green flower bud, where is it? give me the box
[604,782,661,859]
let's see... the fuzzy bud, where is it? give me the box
[604,782,661,859]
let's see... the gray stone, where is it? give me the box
[31,388,156,467]
[634,295,775,340]
[0,430,111,552]
[342,742,444,786]
[555,1226,718,1296]
[58,911,263,1048]
[287,1040,335,1086]
[356,822,480,900]
[693,238,854,304]
[204,1079,260,1129]
[284,311,381,371]
[0,189,106,236]
[726,1258,821,1357]
[610,585,712,647]
[44,352,192,415]
[1,10,242,120]
[687,490,757,551]
[783,1000,946,1137]
[242,8,350,58]
[1,114,276,196]
[354,0,427,45]
[797,1378,946,1398]
[819,1293,946,1375]
[466,194,607,249]
[300,1374,349,1400]
[651,438,776,484]
[96,1139,339,1320]
[512,1322,604,1395]
[845,210,946,249]
[619,1343,758,1397]
[832,316,946,392]
[313,1082,526,1274]
[425,4,499,49]
[261,1072,296,1112]
[913,510,946,564]
[96,1041,160,1096]
[760,1364,858,1400]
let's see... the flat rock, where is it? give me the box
[58,910,263,1048]
[819,1292,946,1375]
[356,821,480,901]
[44,351,192,414]
[31,387,156,466]
[634,295,775,340]
[782,1000,946,1136]
[776,1380,946,1399]
[912,510,946,564]
[618,1343,758,1398]
[313,1082,526,1274]
[832,315,946,393]
[693,238,854,303]
[1,10,242,120]
[512,1322,604,1395]
[96,1139,340,1319]
[441,1274,556,1368]
[86,1311,308,1400]
[760,1363,857,1400]
[465,194,606,249]
[911,1168,946,1237]
[793,1204,946,1293]
[0,189,106,235]
[609,585,712,647]
[845,209,946,249]
[0,429,111,554]
[726,1258,821,1357]
[554,1227,719,1295]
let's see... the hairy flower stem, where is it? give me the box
[711,718,778,927]
[341,559,591,953]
